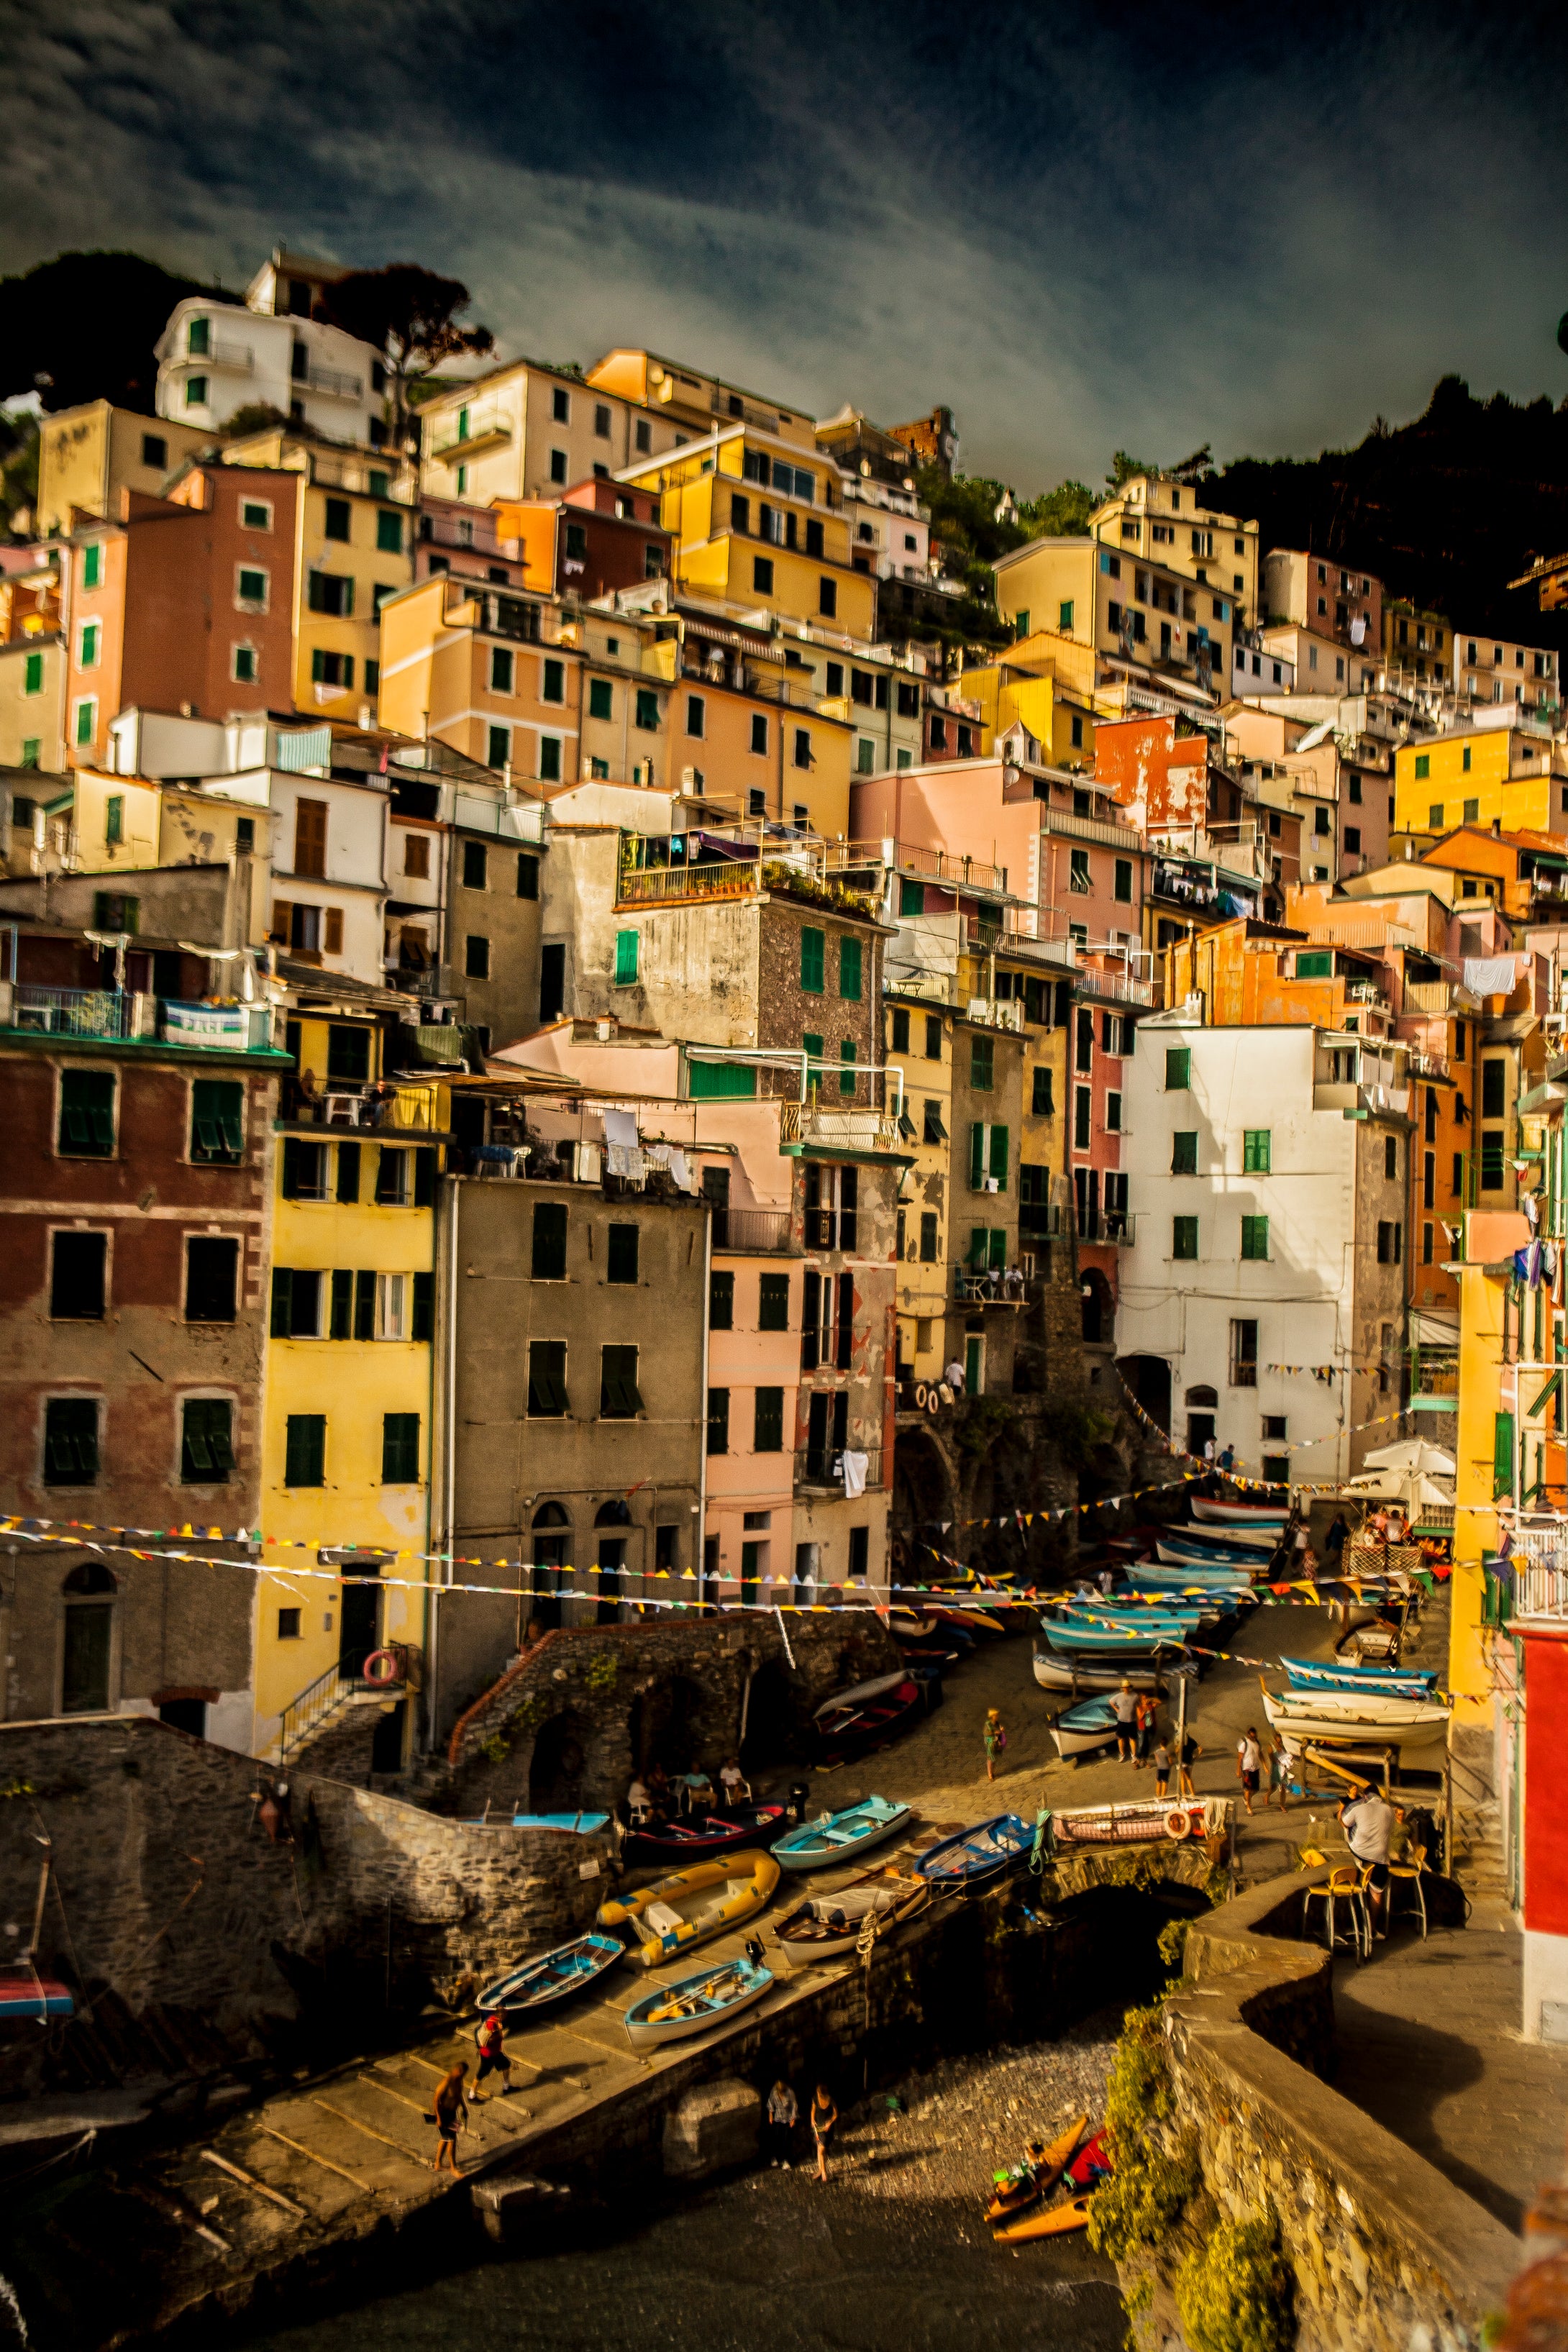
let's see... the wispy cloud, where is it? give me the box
[4,0,1567,487]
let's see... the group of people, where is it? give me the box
[1106,1681,1200,1797]
[766,2078,839,2179]
[626,1757,747,1828]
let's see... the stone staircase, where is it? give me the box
[1450,1800,1513,1910]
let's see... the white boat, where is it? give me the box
[1191,1499,1287,1527]
[811,1671,907,1721]
[1031,1650,1166,1695]
[1173,1522,1282,1552]
[1262,1689,1449,1749]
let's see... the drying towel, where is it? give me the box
[1463,956,1521,998]
[841,1450,869,1500]
[603,1107,639,1151]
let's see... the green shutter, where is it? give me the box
[970,1122,985,1189]
[285,1413,326,1487]
[988,1124,1009,1188]
[414,1147,436,1207]
[615,929,639,985]
[411,1270,434,1341]
[839,1039,857,1096]
[899,878,924,916]
[59,1070,115,1156]
[191,1078,243,1163]
[988,1229,1006,1270]
[1173,1216,1198,1261]
[1241,1214,1269,1261]
[382,1412,420,1481]
[839,937,862,1000]
[1493,1410,1515,1499]
[1243,1129,1271,1172]
[330,1269,353,1339]
[532,1200,568,1280]
[1172,1130,1197,1175]
[376,509,404,554]
[24,651,42,695]
[1165,1047,1190,1090]
[687,1059,758,1100]
[801,927,824,993]
[801,1032,824,1093]
[270,1267,293,1336]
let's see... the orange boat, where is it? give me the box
[992,2192,1096,2243]
[983,2113,1086,2223]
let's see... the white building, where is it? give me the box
[155,298,386,447]
[416,358,687,508]
[1116,1012,1410,1485]
[1451,631,1559,718]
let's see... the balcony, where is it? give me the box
[296,363,363,402]
[824,839,1011,896]
[432,412,513,462]
[282,1077,447,1131]
[795,1444,884,1493]
[1038,807,1147,854]
[780,1101,906,1155]
[711,1206,796,1254]
[1073,958,1155,1008]
[1403,979,1478,1017]
[1,984,275,1052]
[617,855,761,908]
[953,1268,1027,1305]
[1077,1211,1136,1246]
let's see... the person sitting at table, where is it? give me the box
[682,1766,716,1814]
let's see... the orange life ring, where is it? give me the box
[1164,1808,1193,1841]
[914,1384,929,1410]
[362,1648,401,1685]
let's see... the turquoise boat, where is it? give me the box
[623,1954,772,2051]
[772,1795,912,1873]
[914,1813,1031,1885]
[476,1931,624,2015]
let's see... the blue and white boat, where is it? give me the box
[772,1794,912,1872]
[1032,1648,1167,1694]
[476,1932,624,2015]
[914,1814,1032,1885]
[460,1809,612,1832]
[623,1954,773,2051]
[1041,1618,1191,1656]
[1282,1658,1436,1698]
[1126,1562,1253,1597]
[1157,1533,1271,1571]
[1050,1696,1121,1759]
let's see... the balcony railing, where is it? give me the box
[711,1207,796,1253]
[6,983,136,1039]
[432,413,514,460]
[617,857,760,907]
[780,1102,904,1154]
[275,1641,416,1763]
[795,1444,884,1492]
[283,1077,446,1130]
[1073,961,1155,1007]
[953,1268,1028,1304]
[824,839,1010,895]
[1077,1211,1136,1245]
[302,363,364,401]
[1515,1564,1568,1620]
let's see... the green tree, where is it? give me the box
[1016,478,1095,537]
[319,265,494,448]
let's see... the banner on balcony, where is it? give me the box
[162,1000,253,1046]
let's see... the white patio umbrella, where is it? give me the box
[1362,1438,1457,1476]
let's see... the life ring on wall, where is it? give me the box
[914,1384,929,1410]
[362,1649,401,1685]
[1164,1808,1193,1841]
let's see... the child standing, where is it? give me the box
[811,2082,839,2182]
[983,1709,1007,1783]
[1152,1738,1172,1799]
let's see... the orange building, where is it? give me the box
[63,465,300,767]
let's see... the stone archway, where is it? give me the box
[528,1708,589,1812]
[628,1673,706,1777]
[1118,1354,1172,1434]
[1081,1267,1114,1344]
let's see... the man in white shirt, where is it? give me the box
[945,1358,966,1398]
[1236,1728,1263,1815]
[1341,1787,1395,1940]
[1110,1680,1139,1762]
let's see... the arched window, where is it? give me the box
[61,1561,117,1713]
[1185,1384,1218,1408]
[529,1502,571,1631]
[594,1499,630,1624]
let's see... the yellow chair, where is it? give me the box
[1302,1865,1369,1961]
[1385,1845,1428,1940]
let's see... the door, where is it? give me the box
[531,1535,567,1631]
[339,1574,381,1677]
[1187,1413,1216,1457]
[740,1540,762,1608]
[596,1539,624,1624]
[61,1604,113,1713]
[370,1699,406,1774]
[703,1536,720,1605]
[965,1336,984,1395]
[539,942,565,1024]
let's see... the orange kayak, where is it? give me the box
[992,2191,1096,2244]
[983,2113,1087,2223]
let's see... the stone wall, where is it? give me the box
[440,1609,902,1812]
[0,1715,611,2090]
[1121,1871,1518,2352]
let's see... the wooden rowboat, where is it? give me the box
[773,1795,912,1873]
[1032,1649,1167,1695]
[475,1933,623,2016]
[625,1805,785,1865]
[1191,1498,1288,1526]
[775,1869,929,1954]
[914,1813,1031,1886]
[623,1955,772,2051]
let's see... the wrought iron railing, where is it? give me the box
[711,1206,796,1253]
[275,1641,414,1761]
[8,984,136,1039]
[795,1445,884,1491]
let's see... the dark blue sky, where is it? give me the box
[6,0,1568,489]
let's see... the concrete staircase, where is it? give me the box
[1451,1801,1513,1910]
[284,1687,401,1780]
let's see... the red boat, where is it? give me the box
[625,1804,785,1865]
[814,1674,924,1759]
[0,1967,73,2020]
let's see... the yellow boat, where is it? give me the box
[983,2113,1086,2223]
[598,1851,781,1969]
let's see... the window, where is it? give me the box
[378,1273,414,1342]
[1069,847,1090,893]
[1414,753,1430,780]
[78,621,100,670]
[837,1039,858,1097]
[529,1341,569,1416]
[754,1386,784,1452]
[915,1210,939,1262]
[465,934,490,980]
[382,1413,420,1482]
[1480,1133,1504,1190]
[487,724,511,769]
[1376,1220,1403,1262]
[374,1147,409,1206]
[793,727,812,770]
[270,1267,322,1337]
[1106,1092,1121,1133]
[606,1223,639,1284]
[281,1137,328,1200]
[753,556,774,594]
[837,936,864,1003]
[801,927,825,993]
[74,698,98,746]
[186,1236,238,1322]
[709,1270,734,1329]
[1429,804,1444,831]
[706,1387,730,1454]
[489,646,514,694]
[232,643,258,684]
[45,1399,99,1487]
[600,1346,642,1418]
[516,852,539,901]
[542,657,565,703]
[143,433,167,470]
[539,740,561,783]
[1230,1319,1259,1385]
[586,676,614,723]
[759,1272,790,1329]
[524,1200,568,1283]
[1165,1047,1191,1090]
[182,1398,234,1483]
[1243,1129,1271,1174]
[685,693,706,739]
[320,496,351,544]
[1073,1085,1090,1149]
[635,419,651,452]
[23,649,43,696]
[185,375,208,408]
[50,1229,106,1321]
[819,578,837,617]
[635,687,660,730]
[1031,1066,1053,1116]
[1240,1214,1269,1262]
[283,1413,325,1486]
[1113,857,1133,903]
[1058,599,1075,632]
[615,929,639,987]
[1170,1130,1198,1175]
[457,838,488,893]
[1384,1134,1398,1181]
[1172,1216,1198,1261]
[375,509,403,555]
[59,1070,115,1157]
[1482,1059,1506,1118]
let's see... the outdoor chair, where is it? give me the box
[1385,1844,1428,1940]
[1302,1864,1369,1961]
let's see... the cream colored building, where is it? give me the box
[1089,473,1259,625]
[35,401,213,536]
[418,359,688,509]
[1453,631,1560,718]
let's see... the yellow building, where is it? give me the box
[35,401,214,536]
[1088,471,1259,623]
[255,1004,445,1766]
[1392,722,1568,838]
[218,428,416,724]
[990,537,1236,690]
[585,349,819,451]
[616,425,878,642]
[960,643,1097,767]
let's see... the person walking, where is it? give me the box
[470,2010,516,2102]
[1152,1738,1172,1800]
[1236,1726,1263,1817]
[1111,1680,1139,1763]
[1323,1511,1349,1567]
[430,2061,470,2172]
[1267,1732,1291,1813]
[810,2082,839,2182]
[766,2078,798,2166]
[983,1708,1007,1783]
[1178,1728,1202,1798]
